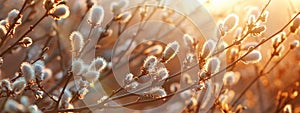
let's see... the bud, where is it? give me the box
[0,20,7,26]
[110,0,129,15]
[78,87,89,99]
[72,59,84,75]
[19,37,33,47]
[205,57,221,74]
[50,4,70,20]
[241,50,262,64]
[20,62,35,83]
[4,99,26,113]
[200,39,216,59]
[291,15,300,33]
[143,55,158,72]
[0,25,7,38]
[70,31,84,53]
[124,73,134,84]
[223,71,240,86]
[155,68,169,81]
[33,63,44,81]
[28,105,42,113]
[89,57,107,72]
[42,68,52,81]
[283,104,292,113]
[222,13,239,32]
[183,34,194,47]
[1,79,12,92]
[162,41,179,63]
[118,0,129,8]
[7,9,22,27]
[83,71,100,82]
[43,0,54,11]
[116,11,132,24]
[88,5,104,27]
[12,78,26,94]
[170,82,180,92]
[290,40,299,50]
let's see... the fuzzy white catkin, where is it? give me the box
[33,63,44,81]
[0,20,7,26]
[223,13,239,32]
[7,9,21,26]
[118,0,129,8]
[52,4,70,20]
[83,71,100,82]
[28,105,42,113]
[21,62,35,83]
[1,79,12,91]
[143,55,158,71]
[205,57,221,74]
[241,50,262,64]
[12,78,26,95]
[223,71,240,86]
[70,31,84,53]
[0,25,7,38]
[42,68,52,81]
[89,57,107,72]
[124,73,134,84]
[162,41,179,63]
[4,99,26,113]
[88,5,104,27]
[72,59,84,75]
[183,34,194,47]
[110,0,129,15]
[156,68,169,80]
[201,39,216,59]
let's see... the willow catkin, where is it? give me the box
[51,4,70,20]
[223,13,239,32]
[205,57,221,74]
[69,31,84,53]
[200,39,216,59]
[7,9,22,27]
[290,40,300,49]
[89,57,107,72]
[241,50,262,64]
[72,59,84,75]
[162,41,179,63]
[88,5,104,27]
[83,71,100,82]
[0,25,7,38]
[20,62,35,83]
[143,55,158,72]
